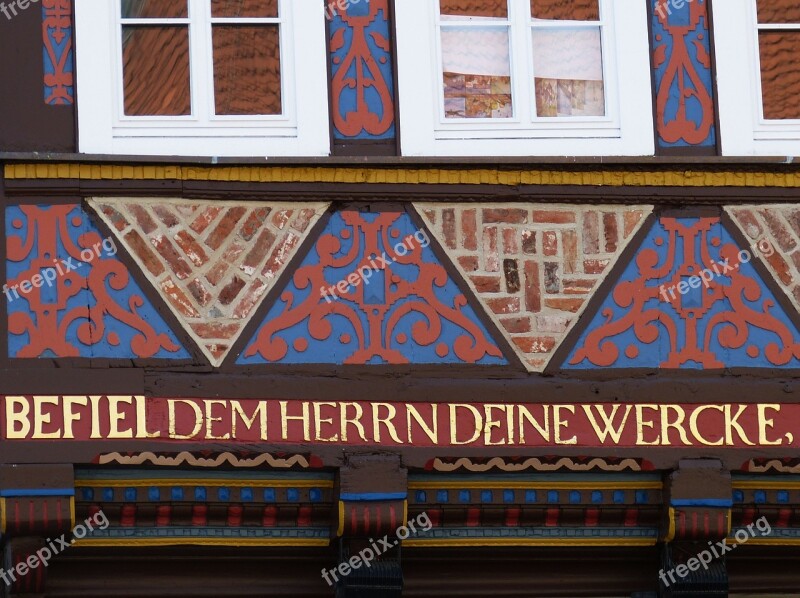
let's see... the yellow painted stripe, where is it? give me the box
[5,163,800,188]
[74,479,333,488]
[0,498,5,535]
[403,537,656,547]
[73,538,330,547]
[731,538,800,546]
[733,481,800,490]
[408,481,662,490]
[337,501,345,537]
[70,497,76,529]
[665,506,675,543]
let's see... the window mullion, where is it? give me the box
[511,0,532,122]
[189,0,211,122]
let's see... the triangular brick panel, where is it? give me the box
[566,215,800,369]
[88,198,329,366]
[238,210,508,365]
[6,204,189,359]
[726,205,800,313]
[414,203,652,371]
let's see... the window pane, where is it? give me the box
[121,0,187,19]
[211,0,278,18]
[441,27,512,118]
[533,28,604,116]
[531,0,599,21]
[440,0,507,19]
[213,25,282,115]
[757,0,800,24]
[122,26,191,115]
[759,31,800,119]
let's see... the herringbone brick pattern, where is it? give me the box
[89,198,328,365]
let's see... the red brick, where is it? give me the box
[153,205,180,229]
[791,250,800,274]
[188,278,212,307]
[512,336,556,354]
[500,316,531,334]
[563,278,596,295]
[532,210,575,224]
[291,208,318,233]
[583,211,600,254]
[442,209,457,250]
[793,285,800,306]
[759,209,797,252]
[470,275,502,293]
[240,207,272,241]
[542,231,558,256]
[151,235,192,280]
[126,204,157,235]
[732,209,763,240]
[522,230,537,255]
[272,209,293,230]
[174,230,208,267]
[504,259,521,293]
[422,209,436,225]
[765,250,794,285]
[161,278,200,318]
[535,315,571,333]
[206,344,229,361]
[544,298,584,313]
[524,261,541,313]
[219,275,246,305]
[583,259,610,274]
[190,206,223,234]
[544,262,560,294]
[262,233,299,279]
[623,210,644,238]
[233,279,268,319]
[483,208,528,224]
[207,207,247,251]
[101,205,128,232]
[502,228,518,253]
[458,256,480,272]
[603,212,618,253]
[241,229,277,275]
[483,226,499,272]
[206,242,244,286]
[462,209,478,251]
[124,230,165,277]
[486,297,520,314]
[563,230,578,274]
[190,322,241,340]
[786,209,800,240]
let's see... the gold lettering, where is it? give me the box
[313,402,339,442]
[33,396,61,439]
[483,404,507,446]
[280,401,310,442]
[725,404,755,446]
[88,396,103,439]
[518,405,550,444]
[757,404,783,446]
[135,396,161,439]
[635,404,660,445]
[688,405,724,446]
[62,396,88,440]
[204,400,231,440]
[372,403,403,444]
[449,404,482,445]
[554,405,577,445]
[231,400,267,440]
[406,404,439,444]
[340,402,367,442]
[582,404,632,444]
[168,399,203,440]
[107,396,135,439]
[660,405,691,446]
[5,396,31,439]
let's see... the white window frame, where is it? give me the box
[715,0,800,156]
[75,0,330,157]
[395,0,653,156]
